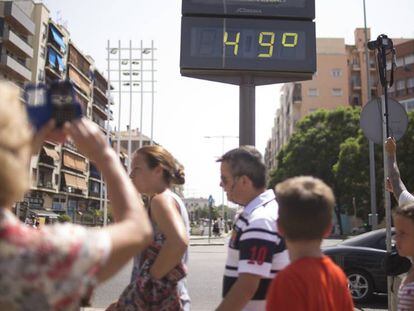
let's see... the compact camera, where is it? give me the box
[24,80,83,130]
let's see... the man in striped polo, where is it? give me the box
[215,146,289,311]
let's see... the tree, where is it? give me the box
[269,107,361,189]
[269,107,414,226]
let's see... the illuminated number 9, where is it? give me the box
[224,31,240,56]
[282,33,298,47]
[258,32,275,58]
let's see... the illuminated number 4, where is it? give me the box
[224,31,240,56]
[247,246,268,265]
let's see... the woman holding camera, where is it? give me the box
[0,81,152,310]
[109,145,190,310]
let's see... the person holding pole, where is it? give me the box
[385,137,414,204]
[216,146,289,311]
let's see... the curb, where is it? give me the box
[190,242,225,246]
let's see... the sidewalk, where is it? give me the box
[190,234,228,246]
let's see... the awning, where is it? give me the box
[48,48,56,68]
[50,25,66,53]
[63,152,77,170]
[63,173,78,189]
[75,158,87,172]
[76,176,88,191]
[63,151,87,173]
[29,209,59,219]
[43,146,59,161]
[56,54,65,73]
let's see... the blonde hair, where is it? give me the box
[0,81,31,206]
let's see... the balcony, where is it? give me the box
[37,180,54,190]
[68,66,91,98]
[352,82,361,90]
[352,64,361,71]
[0,54,31,81]
[92,100,109,120]
[3,2,35,36]
[3,28,33,58]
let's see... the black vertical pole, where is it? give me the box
[381,46,390,137]
[239,77,255,146]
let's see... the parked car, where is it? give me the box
[323,228,395,302]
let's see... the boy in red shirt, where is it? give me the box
[266,176,354,311]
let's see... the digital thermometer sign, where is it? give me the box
[180,0,316,84]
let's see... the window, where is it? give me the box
[407,78,414,94]
[332,88,343,96]
[331,68,342,77]
[352,95,360,106]
[38,69,44,82]
[308,88,318,97]
[42,23,48,40]
[40,45,46,59]
[405,54,414,65]
[397,80,406,90]
[396,58,404,68]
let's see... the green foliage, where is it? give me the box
[269,107,361,188]
[268,107,414,223]
[57,213,72,223]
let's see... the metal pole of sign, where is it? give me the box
[103,40,111,227]
[127,40,133,173]
[150,40,155,145]
[376,34,393,311]
[139,40,143,149]
[363,0,378,230]
[239,77,255,146]
[117,40,122,157]
[382,95,393,310]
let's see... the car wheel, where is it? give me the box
[346,270,374,302]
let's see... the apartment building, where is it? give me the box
[387,39,414,110]
[0,1,35,87]
[265,29,414,174]
[0,0,115,225]
[265,28,382,172]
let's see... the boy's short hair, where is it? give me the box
[275,176,335,241]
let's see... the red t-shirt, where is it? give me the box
[266,256,354,311]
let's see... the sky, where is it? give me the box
[41,0,414,205]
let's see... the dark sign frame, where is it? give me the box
[180,16,316,85]
[182,0,315,20]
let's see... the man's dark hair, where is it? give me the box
[275,176,335,241]
[217,145,266,189]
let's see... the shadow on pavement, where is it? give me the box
[355,294,387,310]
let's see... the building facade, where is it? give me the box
[264,29,414,173]
[0,0,114,225]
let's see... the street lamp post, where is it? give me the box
[106,41,157,167]
[105,40,157,225]
[204,135,238,223]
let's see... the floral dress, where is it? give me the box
[113,190,190,311]
[0,208,111,311]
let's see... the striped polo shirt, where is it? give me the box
[223,189,289,311]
